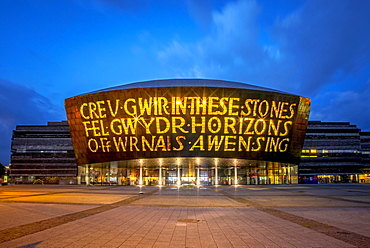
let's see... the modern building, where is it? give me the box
[65,79,311,185]
[10,121,77,184]
[299,121,370,183]
[9,79,370,185]
[360,131,370,182]
[9,121,370,185]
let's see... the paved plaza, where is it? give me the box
[0,184,369,247]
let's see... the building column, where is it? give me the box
[159,166,162,186]
[234,165,238,185]
[177,166,181,186]
[139,163,143,186]
[214,159,219,186]
[197,167,200,186]
[118,175,122,185]
[85,165,90,186]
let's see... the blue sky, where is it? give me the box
[0,0,369,164]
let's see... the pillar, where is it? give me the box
[234,165,238,185]
[127,169,131,185]
[215,165,218,185]
[139,164,143,186]
[159,166,162,186]
[177,166,181,186]
[85,165,90,186]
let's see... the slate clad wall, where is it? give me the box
[300,121,364,176]
[10,121,77,177]
[361,132,370,166]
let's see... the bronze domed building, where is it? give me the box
[65,79,310,185]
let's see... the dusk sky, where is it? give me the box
[0,0,369,164]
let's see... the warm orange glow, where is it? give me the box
[65,85,310,165]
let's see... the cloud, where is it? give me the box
[310,80,370,131]
[157,0,370,130]
[0,79,63,165]
[158,0,264,80]
[272,0,370,94]
[158,0,370,92]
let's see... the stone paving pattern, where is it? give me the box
[0,184,369,247]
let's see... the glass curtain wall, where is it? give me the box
[77,158,298,185]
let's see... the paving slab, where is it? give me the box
[0,184,369,247]
[281,207,370,238]
[1,193,133,205]
[131,195,244,207]
[0,207,355,248]
[238,195,369,208]
[0,203,99,230]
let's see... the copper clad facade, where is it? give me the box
[65,80,310,166]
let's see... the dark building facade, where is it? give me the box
[360,131,370,180]
[10,121,77,184]
[299,121,370,184]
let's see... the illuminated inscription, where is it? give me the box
[77,96,297,154]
